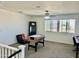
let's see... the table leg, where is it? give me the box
[35,43,38,52]
[43,38,44,47]
[28,42,30,50]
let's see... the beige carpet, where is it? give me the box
[27,41,75,58]
[10,41,76,58]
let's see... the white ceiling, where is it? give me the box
[0,1,79,15]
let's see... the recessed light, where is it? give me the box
[18,11,23,13]
[36,6,41,8]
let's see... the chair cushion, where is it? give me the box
[21,34,29,41]
[16,34,26,44]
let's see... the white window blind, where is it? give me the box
[45,19,75,33]
[66,19,75,33]
[50,20,58,32]
[45,20,51,31]
[59,20,67,32]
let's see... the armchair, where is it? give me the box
[16,34,30,44]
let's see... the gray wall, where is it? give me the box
[0,9,29,45]
[29,13,79,44]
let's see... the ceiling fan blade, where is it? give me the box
[50,15,56,17]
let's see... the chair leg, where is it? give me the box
[76,45,78,58]
[28,42,30,50]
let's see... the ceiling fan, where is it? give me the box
[45,10,50,16]
[44,10,51,20]
[44,10,56,20]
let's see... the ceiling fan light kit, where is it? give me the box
[44,10,51,20]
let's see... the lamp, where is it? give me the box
[44,10,51,20]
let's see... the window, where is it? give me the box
[66,19,75,33]
[59,20,67,32]
[50,20,58,32]
[45,20,51,31]
[45,19,75,33]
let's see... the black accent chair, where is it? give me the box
[72,36,79,58]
